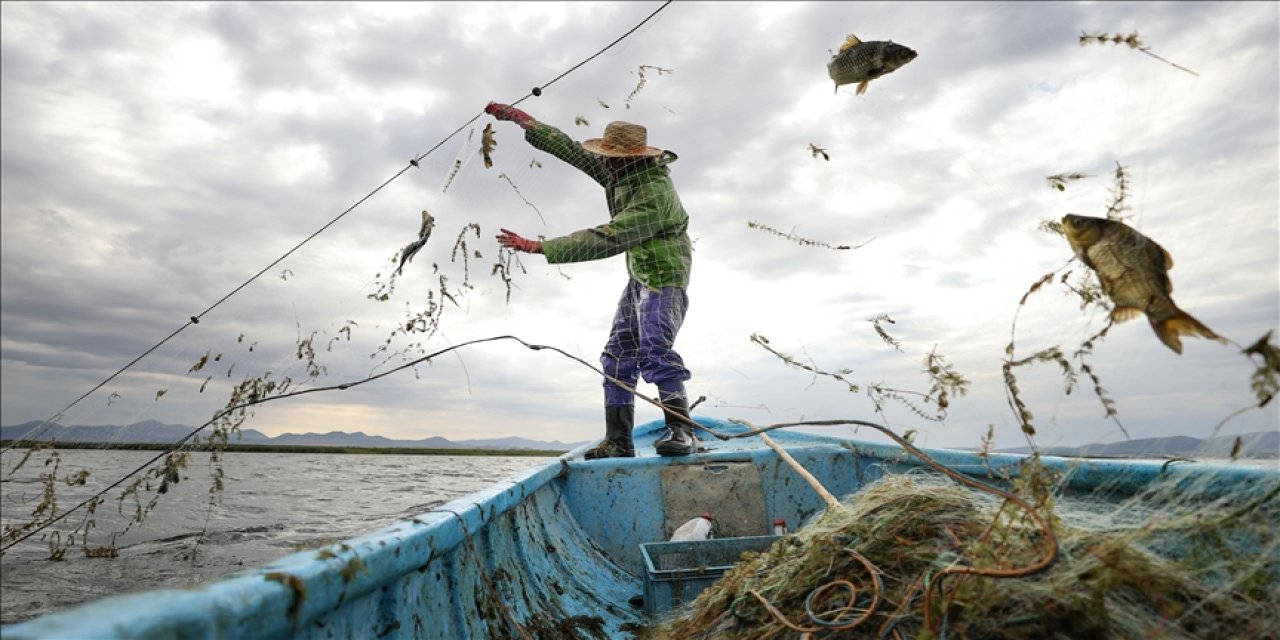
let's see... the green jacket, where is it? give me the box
[525,123,692,289]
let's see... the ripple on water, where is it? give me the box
[1,451,547,625]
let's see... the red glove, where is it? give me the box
[485,102,536,130]
[496,228,542,253]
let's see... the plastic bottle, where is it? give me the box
[772,518,788,536]
[670,513,715,541]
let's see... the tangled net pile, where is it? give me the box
[651,471,1278,639]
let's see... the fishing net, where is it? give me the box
[649,469,1279,639]
[0,4,699,623]
[2,2,1277,636]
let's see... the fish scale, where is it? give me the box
[1061,214,1224,354]
[827,34,918,95]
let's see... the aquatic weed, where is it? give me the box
[1080,31,1199,76]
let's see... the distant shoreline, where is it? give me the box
[0,440,568,457]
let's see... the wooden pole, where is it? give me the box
[757,431,842,511]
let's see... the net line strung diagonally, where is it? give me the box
[4,15,1277,635]
[0,328,689,553]
[0,0,674,457]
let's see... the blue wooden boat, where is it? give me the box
[4,416,1276,639]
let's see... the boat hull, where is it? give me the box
[4,417,1276,639]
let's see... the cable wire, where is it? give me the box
[1,0,675,455]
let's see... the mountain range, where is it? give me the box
[3,420,1275,459]
[994,430,1278,460]
[0,420,588,452]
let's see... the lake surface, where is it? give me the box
[0,448,547,625]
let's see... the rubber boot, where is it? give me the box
[584,405,635,460]
[654,396,694,456]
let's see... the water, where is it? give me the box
[0,448,547,625]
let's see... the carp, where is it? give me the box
[827,34,918,95]
[1061,214,1225,354]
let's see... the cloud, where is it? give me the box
[2,1,1276,452]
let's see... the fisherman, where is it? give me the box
[484,102,695,458]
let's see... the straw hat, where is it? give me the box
[581,121,663,158]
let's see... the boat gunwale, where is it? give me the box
[2,452,574,639]
[4,416,1275,638]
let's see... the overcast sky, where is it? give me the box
[2,1,1276,453]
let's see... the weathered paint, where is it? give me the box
[5,417,1276,639]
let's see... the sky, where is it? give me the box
[1,1,1277,453]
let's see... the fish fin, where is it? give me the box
[839,34,862,53]
[1110,306,1143,324]
[1152,312,1226,355]
[856,80,870,95]
[1161,246,1174,270]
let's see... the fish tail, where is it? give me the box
[1151,309,1225,354]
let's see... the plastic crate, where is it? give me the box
[640,535,781,616]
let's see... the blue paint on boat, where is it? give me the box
[5,417,1276,639]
